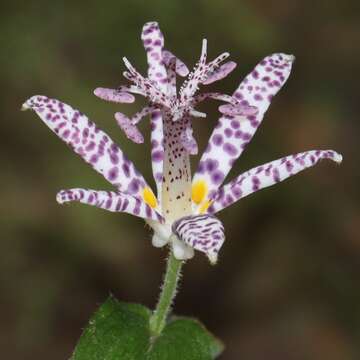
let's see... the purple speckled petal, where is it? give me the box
[202,61,237,85]
[193,53,295,201]
[93,87,135,103]
[149,109,165,198]
[57,188,164,222]
[172,214,225,264]
[193,92,234,105]
[141,21,168,93]
[141,22,168,199]
[208,149,343,213]
[162,50,189,77]
[22,95,149,197]
[115,112,144,144]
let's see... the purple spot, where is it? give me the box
[110,153,119,165]
[127,179,140,194]
[211,170,225,185]
[105,198,112,209]
[115,199,122,211]
[110,143,119,153]
[235,130,243,139]
[242,132,251,141]
[230,120,240,129]
[212,134,223,146]
[108,167,119,181]
[152,111,161,120]
[205,159,219,173]
[90,154,98,164]
[224,128,233,138]
[223,143,238,157]
[232,186,242,198]
[226,194,234,204]
[152,150,164,162]
[146,205,152,218]
[122,163,130,177]
[121,198,129,211]
[85,141,96,151]
[273,168,280,182]
[62,129,70,139]
[286,161,293,172]
[252,176,260,191]
[234,92,243,100]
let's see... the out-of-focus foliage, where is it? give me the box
[0,0,359,359]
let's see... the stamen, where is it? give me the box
[115,112,144,144]
[93,88,135,103]
[202,61,237,85]
[162,50,189,77]
[118,85,146,96]
[122,58,170,108]
[132,105,157,125]
[189,109,207,118]
[192,92,235,106]
[179,40,231,105]
[218,103,258,116]
[200,39,208,65]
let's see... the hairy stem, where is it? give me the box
[149,251,183,337]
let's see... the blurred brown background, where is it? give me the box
[1,0,359,359]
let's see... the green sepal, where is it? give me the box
[71,296,224,360]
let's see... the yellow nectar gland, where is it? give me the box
[143,187,158,208]
[191,180,208,205]
[199,200,212,214]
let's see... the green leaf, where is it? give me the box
[148,316,224,360]
[71,296,224,360]
[71,297,151,360]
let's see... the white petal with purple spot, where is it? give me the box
[141,22,168,201]
[57,188,163,222]
[22,96,149,197]
[208,149,342,213]
[172,214,225,264]
[193,53,295,202]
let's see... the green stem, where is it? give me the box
[149,251,183,337]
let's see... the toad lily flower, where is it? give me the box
[22,22,342,264]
